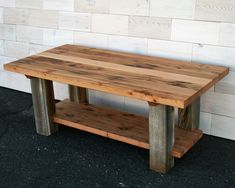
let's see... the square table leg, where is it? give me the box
[68,85,88,103]
[149,103,175,173]
[178,97,200,130]
[30,78,58,136]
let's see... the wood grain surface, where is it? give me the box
[54,99,203,158]
[4,44,229,108]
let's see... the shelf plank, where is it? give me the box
[54,100,203,158]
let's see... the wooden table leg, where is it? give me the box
[149,103,175,173]
[30,78,58,136]
[68,85,88,103]
[178,97,200,130]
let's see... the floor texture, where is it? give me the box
[0,87,235,188]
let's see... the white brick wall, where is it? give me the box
[0,0,235,140]
[0,7,3,23]
[59,12,91,31]
[92,14,128,35]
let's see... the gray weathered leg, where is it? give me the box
[30,78,58,136]
[178,97,200,130]
[68,85,88,103]
[149,103,175,173]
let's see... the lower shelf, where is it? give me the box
[54,99,203,158]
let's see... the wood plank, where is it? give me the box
[49,45,226,78]
[30,78,58,136]
[54,99,203,158]
[68,85,88,103]
[178,97,200,130]
[149,103,175,173]
[4,44,229,108]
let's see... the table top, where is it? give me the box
[4,44,229,108]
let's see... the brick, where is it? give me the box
[4,41,30,58]
[148,39,192,61]
[0,56,16,70]
[201,92,235,118]
[0,0,15,7]
[43,29,74,46]
[129,16,171,40]
[195,0,235,22]
[4,8,29,25]
[16,0,43,9]
[0,8,3,23]
[171,19,219,45]
[0,40,3,55]
[16,25,44,44]
[192,44,235,71]
[219,23,235,48]
[0,70,31,93]
[92,14,128,35]
[29,44,52,55]
[59,12,91,31]
[110,0,149,16]
[74,32,108,48]
[43,0,74,11]
[0,24,16,40]
[29,9,59,29]
[215,71,235,96]
[150,0,196,19]
[108,35,147,54]
[211,114,235,140]
[75,0,109,13]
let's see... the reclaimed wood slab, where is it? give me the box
[4,44,229,108]
[54,99,203,158]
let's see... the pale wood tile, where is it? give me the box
[148,39,192,61]
[16,0,43,9]
[215,71,235,95]
[219,23,235,48]
[43,0,74,11]
[0,24,16,40]
[4,8,29,25]
[16,25,44,44]
[171,19,219,45]
[0,40,3,55]
[129,16,171,40]
[108,35,147,54]
[195,0,235,22]
[59,12,91,31]
[0,70,31,93]
[0,0,15,7]
[92,14,128,35]
[150,0,196,19]
[43,29,74,46]
[192,44,235,71]
[211,114,235,140]
[75,0,109,13]
[0,56,16,70]
[110,0,149,16]
[29,44,52,55]
[0,8,3,23]
[201,92,235,118]
[29,9,59,29]
[4,41,30,58]
[74,32,108,48]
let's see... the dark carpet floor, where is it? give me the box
[0,87,235,188]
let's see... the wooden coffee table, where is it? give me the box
[4,44,229,173]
